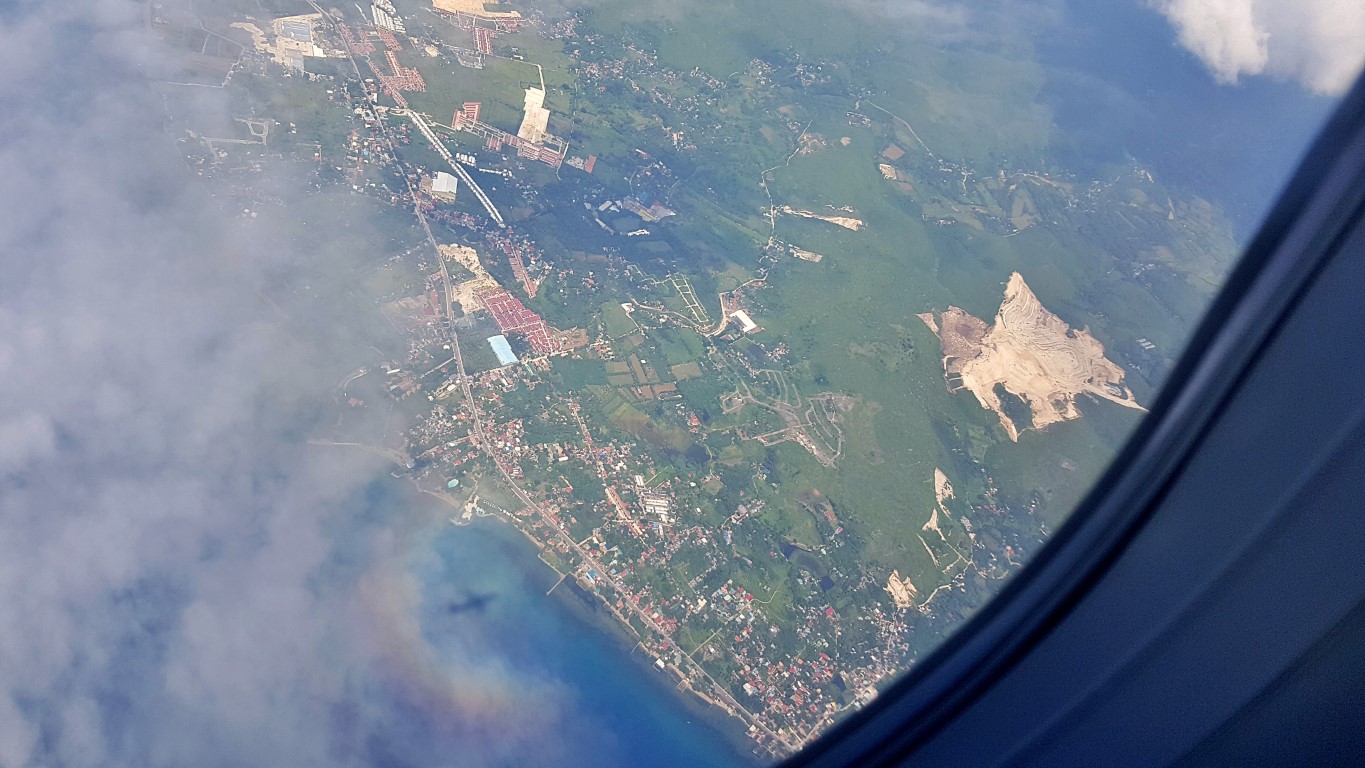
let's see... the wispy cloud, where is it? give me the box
[1151,0,1365,94]
[0,4,596,766]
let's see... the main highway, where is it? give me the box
[323,9,792,752]
[406,109,505,227]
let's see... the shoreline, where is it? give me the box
[544,562,762,765]
[415,487,764,766]
[314,441,769,764]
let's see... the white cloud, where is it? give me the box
[1153,0,1365,94]
[0,4,605,766]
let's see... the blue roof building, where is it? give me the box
[487,335,518,366]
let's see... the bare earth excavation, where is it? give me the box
[920,272,1145,440]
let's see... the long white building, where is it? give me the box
[517,87,551,144]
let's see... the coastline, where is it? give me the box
[318,443,768,764]
[453,512,764,767]
[395,472,763,766]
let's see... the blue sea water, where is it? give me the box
[408,517,757,768]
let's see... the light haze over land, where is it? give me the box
[0,4,678,766]
[0,0,1357,766]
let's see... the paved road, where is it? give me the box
[407,110,505,227]
[323,12,792,752]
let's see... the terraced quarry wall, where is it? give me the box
[921,272,1145,440]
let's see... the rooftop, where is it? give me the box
[432,171,459,197]
[488,334,518,366]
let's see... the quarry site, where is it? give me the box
[919,272,1146,441]
[776,205,865,231]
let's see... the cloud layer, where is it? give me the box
[1152,0,1365,94]
[0,4,599,767]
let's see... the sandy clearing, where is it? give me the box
[924,272,1145,441]
[936,307,988,368]
[887,469,972,609]
[432,0,521,18]
[439,243,489,278]
[450,277,500,312]
[439,244,501,312]
[885,569,917,608]
[777,205,864,231]
[915,312,939,336]
[230,22,268,53]
[934,468,954,505]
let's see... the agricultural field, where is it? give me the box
[506,0,1235,588]
[147,0,1255,756]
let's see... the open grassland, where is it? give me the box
[601,301,639,338]
[575,0,1051,161]
[391,0,1240,613]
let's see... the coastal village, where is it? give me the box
[152,0,1153,758]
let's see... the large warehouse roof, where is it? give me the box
[487,335,518,366]
[432,171,459,196]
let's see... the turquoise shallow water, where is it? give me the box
[409,516,758,768]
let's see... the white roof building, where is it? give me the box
[731,309,759,333]
[487,335,517,366]
[517,88,551,144]
[431,171,459,201]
